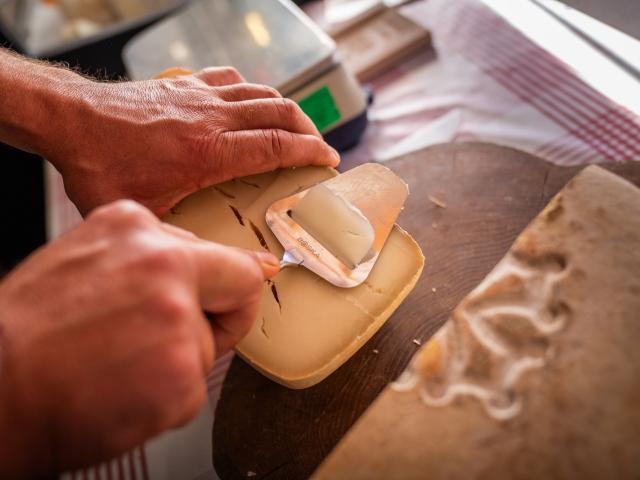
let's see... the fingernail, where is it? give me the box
[256,251,280,277]
[331,148,341,166]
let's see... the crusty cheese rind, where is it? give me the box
[312,165,640,478]
[164,166,424,389]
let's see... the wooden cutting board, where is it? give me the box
[212,142,640,480]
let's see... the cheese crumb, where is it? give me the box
[373,349,379,354]
[428,194,447,208]
[413,339,422,346]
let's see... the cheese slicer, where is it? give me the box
[265,163,409,288]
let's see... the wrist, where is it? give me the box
[0,51,91,161]
[35,69,91,164]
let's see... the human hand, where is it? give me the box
[0,200,277,477]
[47,66,340,215]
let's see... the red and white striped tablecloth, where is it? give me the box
[339,0,640,170]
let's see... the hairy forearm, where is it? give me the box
[0,49,87,158]
[0,52,339,216]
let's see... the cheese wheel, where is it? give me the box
[164,167,424,388]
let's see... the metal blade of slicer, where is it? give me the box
[265,163,409,288]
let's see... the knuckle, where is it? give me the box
[223,66,242,79]
[205,66,243,84]
[167,78,196,89]
[268,129,285,158]
[277,98,299,117]
[308,135,325,153]
[143,245,191,276]
[153,290,194,325]
[200,130,235,180]
[192,126,219,163]
[258,129,294,168]
[89,200,150,226]
[262,85,281,98]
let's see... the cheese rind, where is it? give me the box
[164,167,424,388]
[312,166,640,478]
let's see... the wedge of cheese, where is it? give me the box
[312,166,640,478]
[163,167,424,388]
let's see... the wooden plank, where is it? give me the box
[334,8,432,82]
[212,142,640,480]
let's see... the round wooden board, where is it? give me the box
[212,142,640,480]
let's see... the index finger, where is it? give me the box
[220,130,341,175]
[225,98,321,138]
[187,243,278,356]
[189,242,277,312]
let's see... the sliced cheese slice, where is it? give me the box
[290,183,375,268]
[164,166,424,388]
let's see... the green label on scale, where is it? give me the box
[297,86,341,132]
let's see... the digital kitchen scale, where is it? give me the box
[123,0,370,150]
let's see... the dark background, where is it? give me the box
[1,32,45,274]
[0,143,44,274]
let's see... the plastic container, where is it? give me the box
[0,0,188,76]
